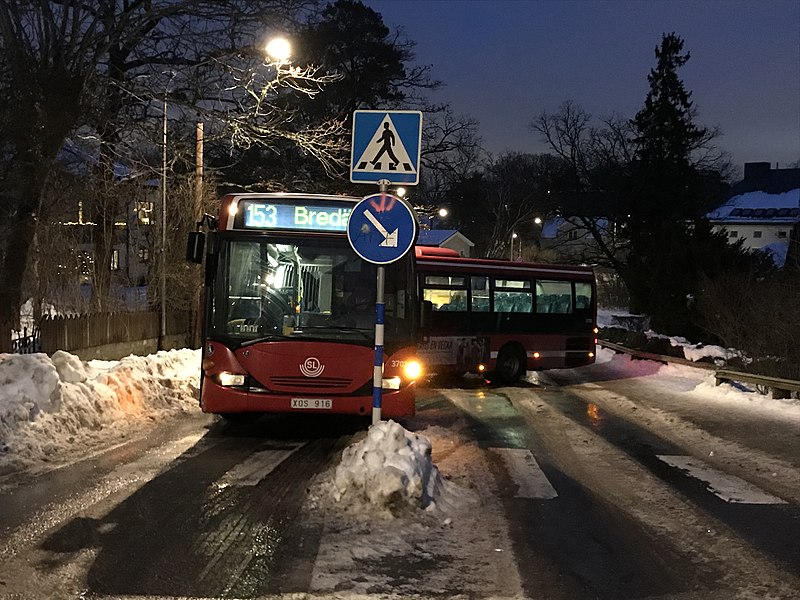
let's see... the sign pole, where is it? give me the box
[372,179,390,424]
[349,108,421,426]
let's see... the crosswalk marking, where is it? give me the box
[216,445,303,487]
[657,455,787,504]
[491,447,558,499]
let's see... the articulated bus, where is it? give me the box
[415,247,597,383]
[187,193,422,421]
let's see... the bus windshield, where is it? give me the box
[210,235,413,346]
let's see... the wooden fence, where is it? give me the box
[0,311,195,354]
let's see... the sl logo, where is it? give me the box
[299,357,325,378]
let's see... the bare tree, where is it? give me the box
[472,153,561,259]
[0,0,348,325]
[531,101,633,271]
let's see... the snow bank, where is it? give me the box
[0,349,201,473]
[331,420,446,515]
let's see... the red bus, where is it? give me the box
[415,247,597,383]
[187,193,422,421]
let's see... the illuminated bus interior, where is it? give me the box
[212,236,414,346]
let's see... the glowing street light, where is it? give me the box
[510,232,518,260]
[265,36,291,63]
[438,208,448,218]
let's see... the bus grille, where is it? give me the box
[269,376,352,389]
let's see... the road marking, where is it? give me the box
[216,445,303,487]
[657,455,787,504]
[491,448,558,499]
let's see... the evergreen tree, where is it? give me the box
[623,33,763,337]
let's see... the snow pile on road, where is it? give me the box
[0,349,201,473]
[330,419,446,515]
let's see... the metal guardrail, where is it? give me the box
[714,369,800,398]
[598,340,800,398]
[597,340,717,370]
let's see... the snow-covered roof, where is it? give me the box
[541,217,564,239]
[58,138,147,182]
[707,190,800,223]
[541,217,609,238]
[417,229,473,247]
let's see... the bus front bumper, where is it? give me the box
[200,376,416,418]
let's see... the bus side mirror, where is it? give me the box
[420,300,433,331]
[186,231,205,263]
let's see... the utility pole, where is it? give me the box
[159,91,167,350]
[195,122,203,213]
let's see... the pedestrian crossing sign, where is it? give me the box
[350,110,422,185]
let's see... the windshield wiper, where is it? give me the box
[239,333,291,346]
[299,325,373,340]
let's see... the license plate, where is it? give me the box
[291,398,332,410]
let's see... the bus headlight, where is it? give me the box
[215,372,246,387]
[402,360,422,381]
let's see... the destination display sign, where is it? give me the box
[236,198,354,232]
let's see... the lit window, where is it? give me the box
[138,247,149,262]
[136,201,153,225]
[110,249,120,271]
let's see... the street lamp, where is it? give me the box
[160,70,177,350]
[265,36,291,63]
[510,232,518,260]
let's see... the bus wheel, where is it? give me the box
[495,346,526,383]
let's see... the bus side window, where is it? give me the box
[555,294,572,313]
[575,282,592,310]
[424,288,466,311]
[536,294,550,313]
[470,276,490,312]
[493,292,510,312]
[513,293,533,312]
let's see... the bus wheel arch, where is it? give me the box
[494,343,527,383]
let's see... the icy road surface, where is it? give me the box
[0,347,798,599]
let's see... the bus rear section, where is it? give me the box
[190,193,421,421]
[416,247,597,383]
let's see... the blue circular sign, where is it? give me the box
[347,193,418,264]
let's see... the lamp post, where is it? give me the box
[159,83,168,349]
[159,70,179,350]
[510,232,518,260]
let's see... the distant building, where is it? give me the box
[53,138,156,309]
[416,229,474,257]
[707,162,800,266]
[540,216,614,264]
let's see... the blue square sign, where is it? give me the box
[350,110,422,185]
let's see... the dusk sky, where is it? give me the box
[366,0,800,175]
